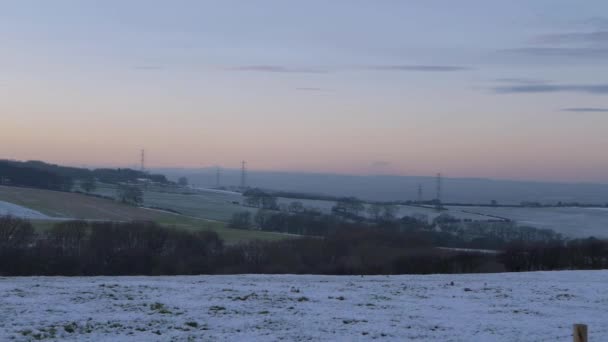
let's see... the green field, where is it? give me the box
[1,185,168,221]
[95,184,256,222]
[0,185,292,244]
[29,217,291,244]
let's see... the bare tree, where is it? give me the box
[288,201,305,213]
[80,178,97,193]
[117,184,143,206]
[0,216,35,249]
[178,177,189,187]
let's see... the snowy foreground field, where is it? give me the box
[2,272,608,341]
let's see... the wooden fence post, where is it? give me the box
[573,324,587,342]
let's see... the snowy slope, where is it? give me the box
[0,200,50,219]
[448,206,608,238]
[1,271,607,341]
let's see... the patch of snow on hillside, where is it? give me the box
[1,271,607,341]
[0,200,50,219]
[448,206,608,238]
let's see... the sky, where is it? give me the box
[1,0,608,182]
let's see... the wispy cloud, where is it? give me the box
[132,65,165,71]
[365,65,470,72]
[585,17,608,29]
[561,107,608,113]
[494,78,547,84]
[295,87,325,91]
[533,31,608,45]
[229,65,327,74]
[502,19,608,63]
[503,47,608,58]
[227,64,471,74]
[493,83,608,94]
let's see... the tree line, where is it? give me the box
[0,217,222,276]
[0,161,72,191]
[0,160,171,191]
[2,216,605,276]
[229,205,563,251]
[0,216,499,276]
[501,239,608,271]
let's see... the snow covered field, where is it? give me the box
[448,206,608,238]
[273,198,608,238]
[0,200,50,219]
[1,271,607,341]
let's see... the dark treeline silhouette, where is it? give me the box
[4,215,601,276]
[0,160,171,191]
[252,210,343,236]
[0,161,73,191]
[223,228,499,275]
[0,217,222,276]
[93,168,169,185]
[0,216,504,276]
[231,209,562,251]
[501,238,608,271]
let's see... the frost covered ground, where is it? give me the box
[279,198,608,238]
[448,206,608,238]
[1,271,607,341]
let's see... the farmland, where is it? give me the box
[4,182,608,240]
[147,189,608,239]
[0,200,51,220]
[446,206,608,238]
[0,185,166,221]
[273,195,608,239]
[1,271,606,341]
[94,184,252,222]
[0,186,290,244]
[143,190,251,222]
[273,195,608,238]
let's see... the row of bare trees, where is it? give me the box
[3,215,604,276]
[1,216,501,275]
[501,238,608,271]
[0,217,222,275]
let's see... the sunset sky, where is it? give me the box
[2,1,608,182]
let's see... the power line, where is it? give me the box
[216,167,221,187]
[140,149,145,172]
[436,173,442,211]
[240,161,247,188]
[417,184,423,203]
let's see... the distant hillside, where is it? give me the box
[0,160,172,191]
[0,161,73,191]
[0,185,295,243]
[157,168,608,205]
[0,185,168,221]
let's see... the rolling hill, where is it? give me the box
[0,185,291,243]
